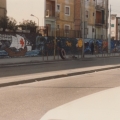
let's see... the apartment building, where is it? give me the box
[74,0,108,39]
[0,0,7,18]
[85,0,96,39]
[44,0,74,36]
[116,17,120,40]
[109,14,120,40]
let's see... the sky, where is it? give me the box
[7,0,45,26]
[110,0,120,16]
[7,0,120,26]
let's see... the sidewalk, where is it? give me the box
[0,53,120,65]
[0,53,120,87]
[0,63,120,88]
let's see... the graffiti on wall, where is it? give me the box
[0,32,120,58]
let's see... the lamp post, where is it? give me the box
[31,14,39,31]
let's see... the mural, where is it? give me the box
[0,32,120,58]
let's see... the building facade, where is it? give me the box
[74,0,108,39]
[95,0,108,40]
[109,14,120,40]
[116,17,120,40]
[85,0,96,39]
[0,0,7,18]
[44,0,74,36]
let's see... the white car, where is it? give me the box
[40,87,120,120]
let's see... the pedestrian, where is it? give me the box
[91,42,94,55]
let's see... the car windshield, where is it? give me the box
[0,0,120,120]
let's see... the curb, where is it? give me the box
[0,55,120,67]
[0,65,120,88]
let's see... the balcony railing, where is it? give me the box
[95,1,105,10]
[45,10,55,18]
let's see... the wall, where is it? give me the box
[56,0,74,30]
[111,15,117,40]
[0,32,119,58]
[74,0,81,30]
[87,25,95,39]
[85,0,96,39]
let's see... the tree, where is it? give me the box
[19,20,37,33]
[0,16,17,32]
[0,16,8,32]
[7,17,17,31]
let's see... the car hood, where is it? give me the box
[40,87,120,120]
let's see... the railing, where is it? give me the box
[95,0,105,10]
[40,28,82,38]
[96,18,102,23]
[0,31,120,61]
[45,10,55,18]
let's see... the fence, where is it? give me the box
[39,27,82,38]
[0,32,120,61]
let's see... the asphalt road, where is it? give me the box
[0,69,120,120]
[0,57,120,77]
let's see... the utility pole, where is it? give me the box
[108,4,111,53]
[82,0,85,58]
[54,0,57,60]
[106,0,109,40]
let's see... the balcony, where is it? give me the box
[95,19,103,26]
[95,10,105,26]
[95,0,105,11]
[45,10,55,19]
[45,0,55,19]
[95,5,105,11]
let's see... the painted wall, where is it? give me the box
[0,32,119,58]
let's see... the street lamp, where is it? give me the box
[31,14,39,29]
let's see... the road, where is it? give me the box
[0,57,120,77]
[0,68,120,120]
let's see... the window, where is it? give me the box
[111,16,115,20]
[111,24,114,27]
[57,4,60,11]
[86,11,89,18]
[65,6,70,15]
[64,25,70,33]
[65,25,70,30]
[57,25,60,30]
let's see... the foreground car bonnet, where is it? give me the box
[40,87,120,120]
